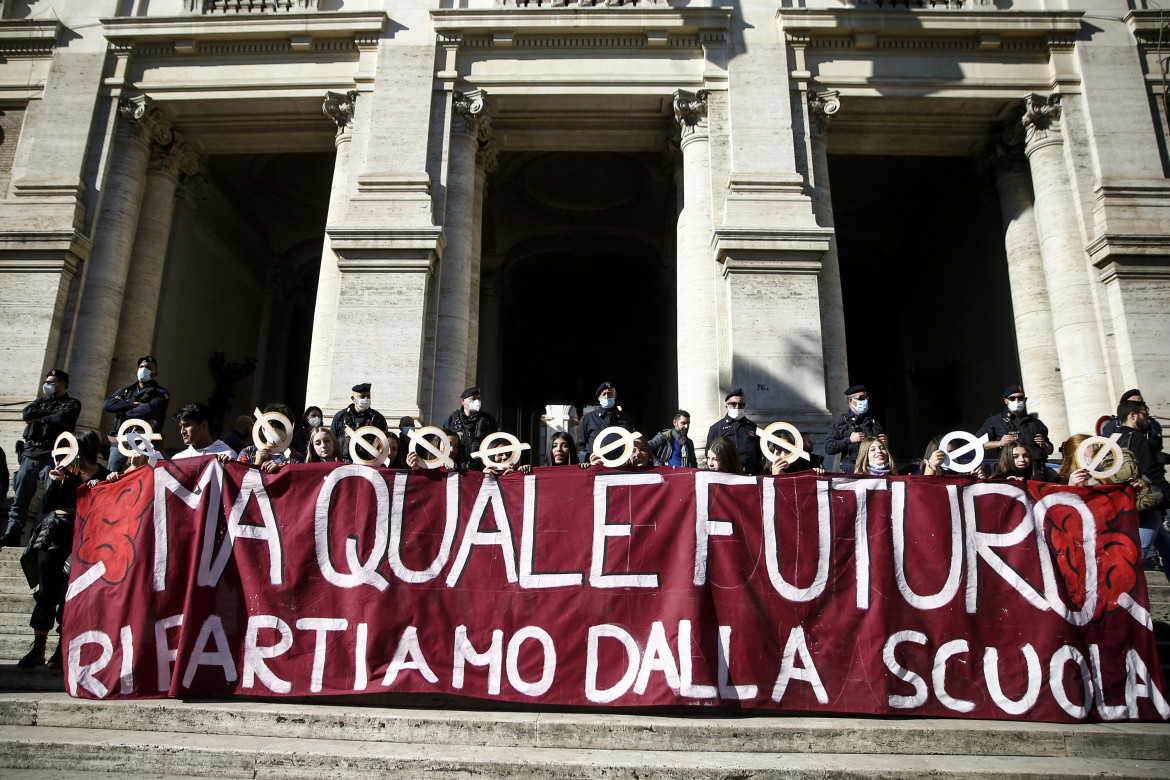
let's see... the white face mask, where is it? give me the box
[467,399,482,413]
[43,383,56,397]
[137,366,152,382]
[1007,400,1025,413]
[355,397,371,411]
[307,416,322,427]
[727,407,745,421]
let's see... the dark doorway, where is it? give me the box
[829,155,1020,459]
[482,151,677,450]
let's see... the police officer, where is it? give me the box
[976,383,1053,463]
[103,355,170,473]
[3,369,81,546]
[706,388,763,476]
[444,387,498,470]
[331,383,389,463]
[824,384,886,473]
[577,381,635,463]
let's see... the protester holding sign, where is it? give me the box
[103,356,169,473]
[577,381,635,463]
[990,444,1052,482]
[331,383,389,464]
[231,402,303,473]
[18,429,107,668]
[4,369,80,547]
[824,384,885,473]
[919,435,986,479]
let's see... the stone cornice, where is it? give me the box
[712,227,832,275]
[1126,11,1170,44]
[101,11,386,48]
[0,19,60,57]
[432,8,732,43]
[779,9,1082,50]
[327,226,447,269]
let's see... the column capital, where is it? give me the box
[177,172,210,205]
[1021,92,1062,153]
[323,90,359,135]
[476,137,499,174]
[117,94,173,149]
[807,90,840,138]
[151,132,202,182]
[453,88,490,142]
[673,89,709,139]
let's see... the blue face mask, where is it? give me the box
[854,399,869,415]
[600,397,616,410]
[402,426,414,437]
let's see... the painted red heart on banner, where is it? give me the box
[1042,486,1140,622]
[77,469,152,585]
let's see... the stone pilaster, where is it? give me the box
[153,174,209,379]
[673,89,722,441]
[466,133,497,389]
[107,132,201,401]
[985,125,1069,445]
[433,89,487,415]
[67,94,171,429]
[307,90,357,419]
[1021,93,1111,433]
[807,90,848,410]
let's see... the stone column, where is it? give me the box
[807,90,849,408]
[987,130,1069,444]
[68,94,171,429]
[477,270,504,420]
[153,174,209,375]
[466,135,497,388]
[107,133,200,397]
[434,89,487,413]
[1021,94,1111,432]
[306,91,357,418]
[674,89,723,438]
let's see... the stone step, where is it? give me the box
[0,577,32,597]
[0,693,1167,759]
[0,724,1166,780]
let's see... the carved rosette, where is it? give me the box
[673,89,709,139]
[118,94,173,149]
[323,90,358,135]
[808,90,840,139]
[1021,93,1062,152]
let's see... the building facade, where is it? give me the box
[1,0,1167,459]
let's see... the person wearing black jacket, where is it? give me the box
[976,383,1052,463]
[331,382,389,463]
[650,410,698,468]
[824,384,885,474]
[4,369,80,547]
[103,355,170,473]
[706,388,764,476]
[1102,389,1164,462]
[444,387,498,470]
[577,381,635,463]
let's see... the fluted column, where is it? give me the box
[434,89,487,413]
[987,129,1069,444]
[306,90,357,417]
[107,134,201,397]
[68,95,170,429]
[1021,94,1111,432]
[674,90,722,439]
[807,90,848,407]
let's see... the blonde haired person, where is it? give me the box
[305,427,342,464]
[854,436,898,476]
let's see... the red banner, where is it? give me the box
[62,458,1168,722]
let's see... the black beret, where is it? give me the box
[595,381,616,396]
[1003,384,1024,398]
[844,384,867,396]
[46,369,69,384]
[461,386,481,400]
[137,355,157,366]
[173,402,212,424]
[352,383,371,393]
[1120,388,1142,402]
[725,388,745,401]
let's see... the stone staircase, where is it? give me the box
[0,546,1167,778]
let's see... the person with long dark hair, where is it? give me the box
[706,436,742,474]
[547,431,579,466]
[18,429,108,668]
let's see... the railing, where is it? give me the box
[191,0,319,13]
